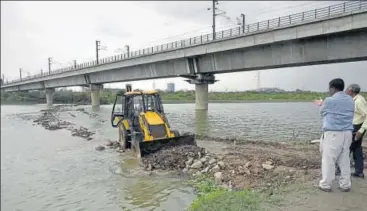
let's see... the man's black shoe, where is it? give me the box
[351,172,365,178]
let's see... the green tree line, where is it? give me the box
[1,89,366,105]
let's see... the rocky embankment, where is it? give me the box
[96,137,355,191]
[144,139,366,190]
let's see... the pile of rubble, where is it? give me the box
[33,108,72,131]
[70,126,95,140]
[140,141,325,190]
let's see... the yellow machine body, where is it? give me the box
[111,89,195,157]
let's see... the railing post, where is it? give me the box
[328,6,330,16]
[190,38,192,45]
[302,12,304,21]
[267,20,270,29]
[257,22,259,31]
[230,28,232,36]
[359,0,362,10]
[315,9,317,18]
[247,24,250,32]
[207,34,209,41]
[278,17,281,27]
[221,30,224,38]
[343,2,346,12]
[289,15,291,24]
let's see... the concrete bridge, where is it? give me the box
[2,1,367,110]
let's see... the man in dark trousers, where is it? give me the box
[346,84,367,178]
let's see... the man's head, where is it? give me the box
[345,84,360,97]
[328,78,344,96]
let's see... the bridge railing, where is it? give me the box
[3,1,367,85]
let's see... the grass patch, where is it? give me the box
[187,176,265,211]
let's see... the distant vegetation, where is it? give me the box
[1,88,366,105]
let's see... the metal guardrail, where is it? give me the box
[3,1,367,85]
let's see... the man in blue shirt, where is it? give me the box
[314,78,354,192]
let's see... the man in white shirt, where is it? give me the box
[345,84,367,178]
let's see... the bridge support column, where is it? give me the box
[185,74,217,110]
[195,83,209,110]
[45,88,55,107]
[90,84,103,109]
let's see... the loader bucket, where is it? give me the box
[133,134,196,158]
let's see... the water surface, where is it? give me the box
[1,102,322,211]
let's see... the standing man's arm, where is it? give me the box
[357,99,367,136]
[320,98,330,117]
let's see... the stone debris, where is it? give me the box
[17,105,96,141]
[95,145,106,151]
[214,172,223,184]
[262,163,275,170]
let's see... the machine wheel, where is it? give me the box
[119,124,131,149]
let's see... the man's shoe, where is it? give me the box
[339,187,351,192]
[351,172,365,178]
[318,186,331,192]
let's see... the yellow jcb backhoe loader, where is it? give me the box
[110,85,196,158]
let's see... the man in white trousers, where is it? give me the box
[314,78,355,192]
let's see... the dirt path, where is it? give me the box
[269,172,367,211]
[197,139,367,210]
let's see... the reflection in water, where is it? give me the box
[91,105,101,112]
[195,110,208,136]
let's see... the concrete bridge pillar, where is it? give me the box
[195,83,209,110]
[90,84,103,109]
[45,88,55,107]
[185,74,216,110]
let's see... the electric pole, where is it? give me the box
[212,0,217,40]
[96,40,100,64]
[241,14,246,33]
[256,71,261,90]
[19,68,22,81]
[48,57,52,74]
[125,45,130,58]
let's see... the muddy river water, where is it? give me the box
[1,102,322,211]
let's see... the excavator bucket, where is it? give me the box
[132,133,196,158]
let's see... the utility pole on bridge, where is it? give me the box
[96,40,100,64]
[48,57,52,74]
[241,14,246,33]
[19,68,22,81]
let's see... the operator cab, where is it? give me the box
[111,88,165,131]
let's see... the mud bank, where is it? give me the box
[138,138,367,191]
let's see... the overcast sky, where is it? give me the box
[1,1,366,92]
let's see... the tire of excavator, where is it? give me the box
[119,125,131,149]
